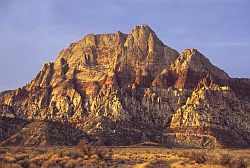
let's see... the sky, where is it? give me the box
[0,0,250,91]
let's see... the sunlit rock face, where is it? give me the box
[0,25,250,148]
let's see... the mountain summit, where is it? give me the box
[1,25,250,148]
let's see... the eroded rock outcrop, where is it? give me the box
[0,25,249,148]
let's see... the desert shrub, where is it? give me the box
[77,140,92,157]
[204,151,248,168]
[95,148,107,160]
[65,157,85,168]
[12,147,23,154]
[176,151,189,158]
[176,150,249,168]
[64,160,76,168]
[29,152,54,166]
[15,154,29,161]
[29,163,41,168]
[175,150,208,164]
[91,146,113,161]
[0,155,17,163]
[41,157,61,168]
[219,153,234,166]
[150,160,170,167]
[78,141,113,161]
[35,148,48,155]
[0,148,7,154]
[57,156,70,166]
[188,152,207,164]
[17,159,30,168]
[65,150,81,159]
[221,157,249,168]
[233,158,249,168]
[118,159,126,164]
[106,149,113,161]
[0,162,22,168]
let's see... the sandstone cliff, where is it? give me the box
[0,25,249,148]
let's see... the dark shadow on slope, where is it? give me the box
[0,117,30,142]
[0,117,88,147]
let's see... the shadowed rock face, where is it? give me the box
[0,25,250,148]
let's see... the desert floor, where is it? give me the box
[0,146,250,168]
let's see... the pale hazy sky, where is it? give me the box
[0,0,250,91]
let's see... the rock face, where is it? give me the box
[0,24,250,148]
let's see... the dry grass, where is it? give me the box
[171,149,250,168]
[0,141,111,168]
[0,146,249,168]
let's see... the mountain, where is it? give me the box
[0,24,249,148]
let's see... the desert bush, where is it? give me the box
[77,140,112,161]
[188,152,206,164]
[92,147,113,162]
[12,147,23,154]
[64,159,76,168]
[0,155,17,163]
[232,158,249,168]
[65,150,81,159]
[219,153,234,166]
[29,153,53,166]
[35,148,48,155]
[95,148,107,160]
[0,148,7,154]
[176,150,207,164]
[106,149,113,161]
[219,156,249,168]
[17,159,30,168]
[15,154,29,161]
[65,157,85,168]
[77,140,92,157]
[0,162,22,168]
[41,157,61,168]
[175,150,249,168]
[204,151,248,168]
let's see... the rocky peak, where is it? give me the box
[81,33,96,47]
[131,24,153,39]
[171,48,229,79]
[1,25,250,148]
[126,24,165,52]
[170,48,230,89]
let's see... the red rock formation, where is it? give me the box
[0,25,249,148]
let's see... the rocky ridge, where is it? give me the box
[0,24,249,148]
